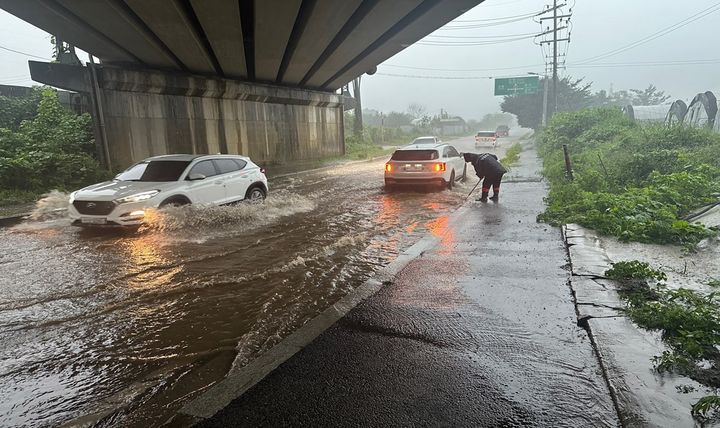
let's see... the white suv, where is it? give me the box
[384,143,467,190]
[68,154,268,227]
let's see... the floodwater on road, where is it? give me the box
[0,135,503,427]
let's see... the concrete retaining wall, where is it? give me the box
[27,62,345,170]
[97,68,344,169]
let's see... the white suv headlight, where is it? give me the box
[68,191,77,204]
[115,190,160,204]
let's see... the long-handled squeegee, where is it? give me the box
[464,178,481,202]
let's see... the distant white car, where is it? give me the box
[384,143,466,190]
[475,131,497,148]
[68,154,268,227]
[411,136,442,145]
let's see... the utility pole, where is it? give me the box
[380,112,384,145]
[552,0,558,116]
[537,2,571,119]
[542,75,549,126]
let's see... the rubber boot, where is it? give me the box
[477,191,488,202]
[490,193,499,201]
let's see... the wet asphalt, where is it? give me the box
[0,135,504,426]
[196,143,620,427]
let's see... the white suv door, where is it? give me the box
[213,158,249,203]
[444,145,464,177]
[185,160,226,204]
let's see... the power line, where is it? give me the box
[577,58,720,66]
[416,35,537,46]
[373,59,720,81]
[479,0,535,8]
[536,1,572,118]
[375,72,495,80]
[451,9,542,23]
[0,44,50,60]
[568,60,720,69]
[423,31,539,39]
[380,56,720,73]
[380,63,544,72]
[439,17,535,29]
[573,2,720,65]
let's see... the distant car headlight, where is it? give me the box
[115,190,160,204]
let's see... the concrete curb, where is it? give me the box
[561,224,706,427]
[561,224,626,427]
[178,202,472,422]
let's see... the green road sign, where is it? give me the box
[494,76,539,96]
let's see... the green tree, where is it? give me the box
[591,84,671,107]
[500,76,593,129]
[0,87,43,130]
[0,89,107,195]
[477,112,515,130]
[407,102,427,119]
[629,84,671,105]
[384,111,413,127]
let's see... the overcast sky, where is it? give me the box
[364,0,720,119]
[1,0,719,120]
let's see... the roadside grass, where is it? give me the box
[501,142,522,166]
[605,260,720,420]
[344,140,394,160]
[537,107,720,249]
[0,189,42,207]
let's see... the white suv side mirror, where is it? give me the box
[188,173,206,181]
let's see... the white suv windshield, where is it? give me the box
[116,160,191,182]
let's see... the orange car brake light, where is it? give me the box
[433,163,446,172]
[385,163,393,172]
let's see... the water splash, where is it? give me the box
[28,190,69,221]
[143,190,316,233]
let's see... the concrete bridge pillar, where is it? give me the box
[29,61,344,170]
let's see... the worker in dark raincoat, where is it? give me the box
[463,152,507,202]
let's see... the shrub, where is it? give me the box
[538,107,719,247]
[605,261,720,420]
[0,88,110,204]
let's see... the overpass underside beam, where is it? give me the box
[30,61,345,170]
[1,0,482,91]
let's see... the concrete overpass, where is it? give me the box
[0,0,482,168]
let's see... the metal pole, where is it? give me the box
[542,74,549,126]
[465,178,482,201]
[552,0,558,116]
[562,144,574,180]
[380,113,384,145]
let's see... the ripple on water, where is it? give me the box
[0,168,476,427]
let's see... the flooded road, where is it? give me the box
[0,135,511,427]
